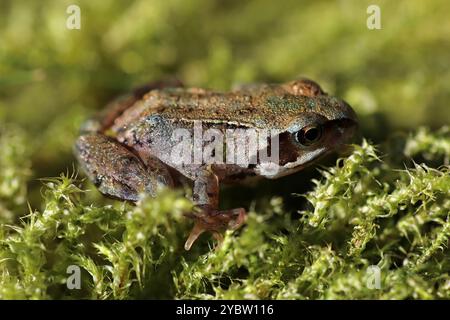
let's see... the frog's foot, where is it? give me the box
[184,206,247,250]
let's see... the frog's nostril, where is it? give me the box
[337,117,358,142]
[336,100,357,123]
[339,117,358,129]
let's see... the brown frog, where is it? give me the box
[74,79,357,250]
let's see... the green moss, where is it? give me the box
[0,127,448,299]
[0,125,31,223]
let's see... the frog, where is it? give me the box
[74,78,357,250]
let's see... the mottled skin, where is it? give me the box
[74,79,357,250]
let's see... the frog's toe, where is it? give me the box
[184,221,207,251]
[183,206,247,250]
[222,207,247,230]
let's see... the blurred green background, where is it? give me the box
[0,0,449,206]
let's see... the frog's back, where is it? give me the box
[109,86,319,133]
[109,88,255,131]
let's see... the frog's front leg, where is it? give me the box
[184,167,247,250]
[74,134,174,201]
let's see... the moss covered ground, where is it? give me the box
[0,0,449,299]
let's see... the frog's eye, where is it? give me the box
[295,125,323,146]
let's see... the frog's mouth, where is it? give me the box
[256,147,327,179]
[256,117,358,179]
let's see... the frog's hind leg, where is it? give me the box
[74,134,174,201]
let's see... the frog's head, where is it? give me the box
[256,92,358,179]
